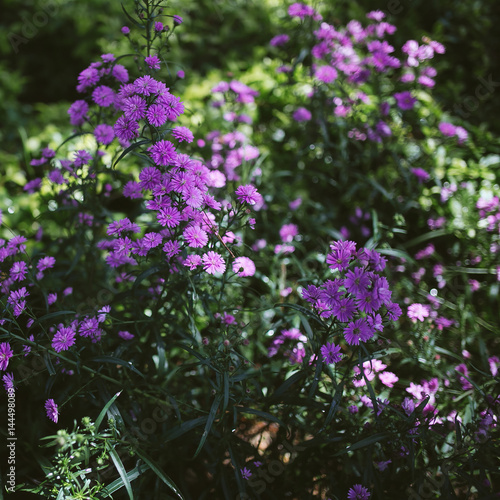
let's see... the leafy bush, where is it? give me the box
[1,1,499,499]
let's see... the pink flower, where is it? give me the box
[407,303,430,322]
[232,256,256,277]
[202,251,226,275]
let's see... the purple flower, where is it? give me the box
[145,54,161,70]
[202,251,226,275]
[113,116,139,142]
[149,140,177,166]
[77,67,100,92]
[240,467,252,479]
[439,122,456,136]
[172,126,194,143]
[0,343,14,371]
[173,15,183,24]
[73,150,92,167]
[94,124,115,145]
[315,65,338,83]
[347,484,371,499]
[270,34,289,46]
[147,104,168,127]
[92,85,115,107]
[52,326,76,352]
[119,331,134,340]
[45,399,59,423]
[68,100,89,126]
[292,107,312,122]
[123,95,147,121]
[154,21,164,32]
[184,226,208,248]
[3,372,14,392]
[394,91,417,110]
[321,342,342,364]
[184,254,202,270]
[121,26,130,35]
[235,184,260,205]
[344,318,373,345]
[232,256,256,277]
[10,261,28,281]
[411,168,430,183]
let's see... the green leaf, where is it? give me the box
[132,264,163,291]
[113,139,151,168]
[95,391,122,432]
[336,432,391,455]
[235,407,287,429]
[270,370,308,401]
[120,3,145,29]
[164,416,207,441]
[134,450,185,499]
[103,463,149,495]
[402,228,447,249]
[90,356,146,378]
[193,394,222,459]
[108,445,133,500]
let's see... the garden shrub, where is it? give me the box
[0,1,499,499]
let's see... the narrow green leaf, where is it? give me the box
[132,264,162,291]
[90,356,145,378]
[336,432,391,455]
[270,370,307,401]
[108,446,133,500]
[102,463,149,495]
[164,416,207,441]
[113,139,150,168]
[120,3,145,29]
[222,371,230,413]
[235,407,287,429]
[134,449,185,499]
[95,391,122,432]
[193,394,222,459]
[402,228,447,249]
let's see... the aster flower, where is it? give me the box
[184,254,202,270]
[147,103,168,127]
[45,399,59,423]
[68,99,89,126]
[160,93,185,120]
[112,64,129,83]
[379,371,399,388]
[2,372,14,392]
[0,343,14,371]
[52,326,76,353]
[113,116,139,142]
[232,256,256,277]
[407,303,430,322]
[134,75,156,96]
[240,467,252,479]
[149,140,177,166]
[184,226,208,248]
[321,342,342,364]
[157,207,181,228]
[123,95,147,121]
[235,184,260,205]
[77,67,100,92]
[347,484,371,499]
[94,124,115,145]
[394,91,417,110]
[202,251,226,275]
[344,318,373,345]
[145,54,161,70]
[411,168,430,183]
[172,126,194,143]
[92,85,115,107]
[119,331,134,340]
[279,223,299,243]
[10,261,28,281]
[121,26,130,35]
[270,34,289,46]
[73,150,93,167]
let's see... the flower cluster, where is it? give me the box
[301,240,401,362]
